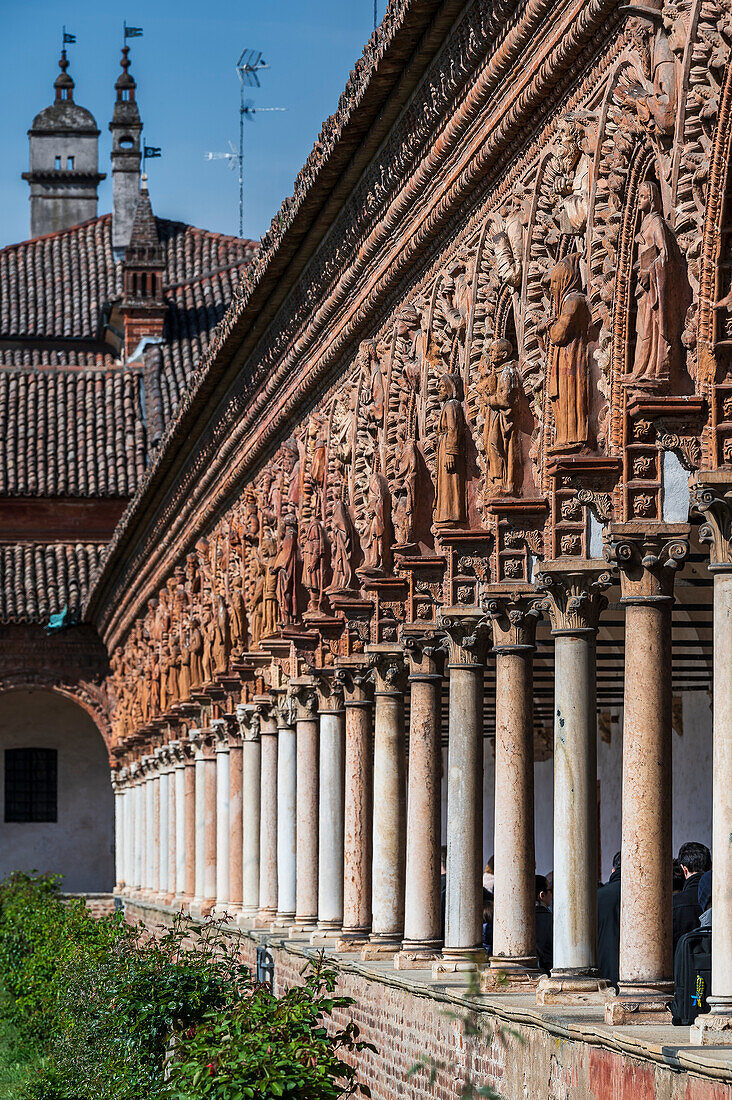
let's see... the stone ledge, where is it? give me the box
[121,899,732,1085]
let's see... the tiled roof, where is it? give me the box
[0,369,145,496]
[0,542,103,622]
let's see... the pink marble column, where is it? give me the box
[433,613,489,975]
[227,719,244,916]
[291,678,319,934]
[395,634,444,970]
[605,524,689,1025]
[482,589,541,991]
[535,561,612,1005]
[362,647,407,961]
[256,697,278,926]
[335,663,373,949]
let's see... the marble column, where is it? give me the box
[362,647,407,960]
[395,634,444,970]
[122,768,134,894]
[183,738,196,906]
[170,741,189,907]
[239,702,261,922]
[336,664,373,949]
[273,691,297,928]
[227,718,244,917]
[131,763,143,894]
[257,698,278,926]
[166,748,177,902]
[604,524,689,1023]
[482,590,542,991]
[291,679,319,934]
[190,727,217,919]
[112,770,125,894]
[313,680,346,943]
[433,612,489,975]
[142,755,156,896]
[535,561,612,1004]
[691,476,732,1042]
[213,719,230,914]
[154,746,169,905]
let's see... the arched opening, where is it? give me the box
[0,689,114,892]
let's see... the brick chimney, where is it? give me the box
[121,176,166,360]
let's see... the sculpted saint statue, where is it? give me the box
[201,610,215,684]
[212,594,231,675]
[303,516,327,612]
[328,499,355,593]
[178,641,191,704]
[546,255,591,452]
[150,654,161,716]
[249,550,265,646]
[360,471,390,574]
[625,181,686,389]
[230,573,247,655]
[275,514,299,625]
[392,439,419,546]
[167,641,180,706]
[434,373,467,526]
[477,339,522,497]
[159,646,168,714]
[189,618,203,688]
[261,537,279,637]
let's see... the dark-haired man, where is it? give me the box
[535,875,553,974]
[673,842,712,951]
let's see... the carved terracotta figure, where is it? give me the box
[303,516,327,612]
[626,181,686,388]
[167,641,180,706]
[201,610,215,684]
[261,537,279,637]
[552,116,591,235]
[249,550,265,645]
[434,373,467,525]
[328,499,355,592]
[178,642,191,704]
[230,573,247,654]
[275,514,298,625]
[477,339,522,496]
[189,618,203,688]
[159,646,168,714]
[212,594,231,675]
[546,255,590,452]
[140,655,151,724]
[392,439,419,545]
[150,653,161,716]
[360,470,390,574]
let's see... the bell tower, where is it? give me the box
[23,51,105,238]
[109,46,142,254]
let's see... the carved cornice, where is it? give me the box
[604,523,690,604]
[535,560,613,634]
[438,608,491,668]
[691,472,732,571]
[482,585,540,653]
[89,0,624,652]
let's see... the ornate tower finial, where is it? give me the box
[110,44,142,253]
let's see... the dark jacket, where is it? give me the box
[673,872,703,952]
[535,903,553,974]
[597,869,621,988]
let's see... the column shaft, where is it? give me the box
[167,763,176,899]
[184,756,196,902]
[294,697,319,931]
[228,737,244,911]
[258,723,278,923]
[215,736,230,910]
[275,719,297,924]
[242,734,261,917]
[340,672,372,943]
[316,702,345,936]
[712,570,732,1012]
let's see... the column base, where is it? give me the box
[604,981,674,1025]
[334,930,371,952]
[289,918,319,937]
[253,909,277,928]
[234,909,256,930]
[431,947,488,977]
[690,1010,732,1045]
[537,972,613,1005]
[310,923,344,946]
[481,956,542,993]
[393,938,442,970]
[360,935,402,961]
[270,913,296,932]
[189,899,216,921]
[171,894,191,912]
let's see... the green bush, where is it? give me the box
[0,874,372,1100]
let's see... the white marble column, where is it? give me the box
[213,719,230,914]
[690,482,732,1042]
[535,561,612,1004]
[155,746,169,905]
[226,720,244,917]
[131,763,143,894]
[433,613,489,975]
[362,648,407,960]
[142,755,155,895]
[482,591,541,992]
[273,692,297,928]
[166,747,177,901]
[257,699,278,926]
[313,681,345,943]
[292,679,319,934]
[112,769,125,894]
[170,741,189,907]
[238,703,261,922]
[190,727,217,919]
[396,635,444,970]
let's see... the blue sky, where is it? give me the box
[0,0,380,247]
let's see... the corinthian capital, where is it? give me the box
[438,608,491,667]
[333,661,373,705]
[366,645,407,694]
[482,585,541,652]
[535,560,613,634]
[235,703,260,742]
[604,522,689,603]
[290,678,319,721]
[691,471,732,570]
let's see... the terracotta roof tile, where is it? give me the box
[0,542,103,622]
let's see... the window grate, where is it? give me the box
[4,749,58,823]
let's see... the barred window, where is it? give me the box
[4,749,58,823]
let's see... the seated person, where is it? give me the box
[535,874,553,975]
[673,842,712,951]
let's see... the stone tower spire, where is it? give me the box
[23,50,105,238]
[109,45,142,254]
